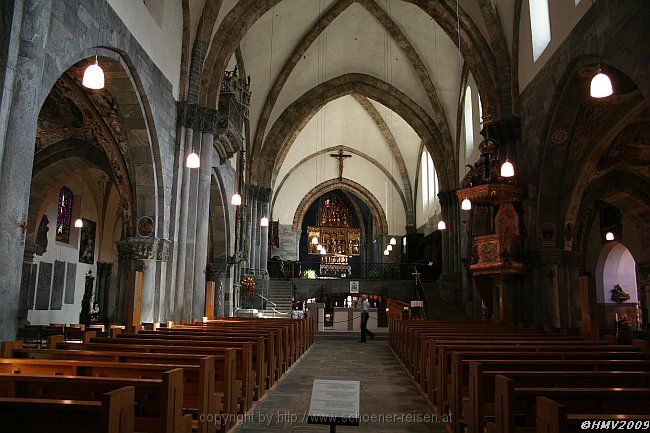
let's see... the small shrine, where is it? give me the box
[457,126,526,322]
[308,196,361,277]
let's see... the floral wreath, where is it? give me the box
[241,277,255,299]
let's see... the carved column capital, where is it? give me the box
[200,107,220,136]
[438,189,458,207]
[177,101,199,129]
[116,237,171,262]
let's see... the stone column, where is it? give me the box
[116,238,170,324]
[17,242,37,327]
[192,108,217,319]
[0,0,52,341]
[437,190,461,302]
[250,190,259,273]
[164,102,189,322]
[636,260,650,328]
[259,190,271,273]
[174,104,197,323]
[182,113,203,321]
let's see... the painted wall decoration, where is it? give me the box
[79,219,97,264]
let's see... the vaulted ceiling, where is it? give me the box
[185,0,517,232]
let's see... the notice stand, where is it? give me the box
[308,379,360,432]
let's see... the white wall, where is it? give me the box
[519,0,591,92]
[28,177,100,325]
[108,0,183,98]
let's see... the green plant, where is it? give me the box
[301,269,317,279]
[367,269,381,279]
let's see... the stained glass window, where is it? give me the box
[55,187,73,243]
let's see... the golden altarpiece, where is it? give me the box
[308,196,361,277]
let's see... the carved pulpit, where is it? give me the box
[457,132,526,323]
[308,196,361,277]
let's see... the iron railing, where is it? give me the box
[267,260,441,281]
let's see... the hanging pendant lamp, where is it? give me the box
[231,193,242,206]
[82,56,105,90]
[389,237,397,245]
[186,150,200,168]
[437,220,446,231]
[75,169,86,228]
[461,198,472,210]
[387,244,393,252]
[260,216,269,227]
[500,159,515,178]
[590,67,613,98]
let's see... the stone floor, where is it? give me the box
[231,339,449,433]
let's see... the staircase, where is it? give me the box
[422,281,467,321]
[260,279,293,316]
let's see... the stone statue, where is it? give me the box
[79,270,96,325]
[611,284,630,304]
[35,215,49,256]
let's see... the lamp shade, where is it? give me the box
[387,244,393,251]
[605,231,615,241]
[590,70,613,98]
[231,193,242,206]
[260,216,269,227]
[74,218,83,228]
[316,244,322,251]
[383,249,389,256]
[437,220,446,230]
[82,58,105,89]
[389,237,397,245]
[461,198,472,210]
[311,236,319,245]
[186,151,200,168]
[320,248,327,255]
[500,160,515,178]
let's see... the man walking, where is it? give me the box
[359,294,375,343]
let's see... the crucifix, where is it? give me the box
[330,148,352,180]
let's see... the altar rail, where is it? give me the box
[267,261,441,281]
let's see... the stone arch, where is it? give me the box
[255,73,454,194]
[28,138,121,238]
[595,241,639,305]
[39,16,173,238]
[208,169,232,273]
[196,0,504,118]
[292,178,388,237]
[572,171,650,266]
[272,145,410,228]
[536,55,647,249]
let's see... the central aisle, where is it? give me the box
[232,339,448,432]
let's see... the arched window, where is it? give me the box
[420,152,428,212]
[464,86,474,156]
[55,186,74,243]
[529,0,551,61]
[420,150,439,213]
[427,152,437,203]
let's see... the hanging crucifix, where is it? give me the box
[330,148,352,180]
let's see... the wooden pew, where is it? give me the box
[0,370,191,433]
[494,375,650,433]
[536,396,650,433]
[86,335,252,412]
[467,369,650,433]
[163,325,285,377]
[108,332,262,401]
[0,385,135,433]
[0,358,219,433]
[446,349,647,424]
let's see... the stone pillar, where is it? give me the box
[250,191,259,273]
[164,102,190,322]
[17,242,37,327]
[0,0,52,341]
[174,104,197,323]
[182,115,203,322]
[192,109,217,319]
[438,190,461,302]
[259,190,271,273]
[637,261,650,328]
[116,238,170,324]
